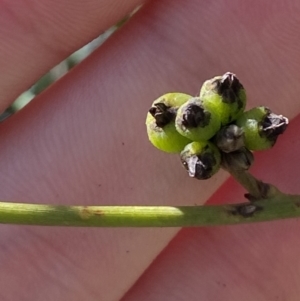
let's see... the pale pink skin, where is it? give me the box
[0,0,300,300]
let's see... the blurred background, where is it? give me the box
[0,11,136,122]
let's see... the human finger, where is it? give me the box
[1,0,300,300]
[122,116,300,301]
[0,0,144,110]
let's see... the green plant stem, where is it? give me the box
[226,168,281,199]
[0,164,297,227]
[0,193,299,227]
[221,152,280,200]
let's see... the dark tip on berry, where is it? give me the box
[181,152,216,180]
[221,72,244,93]
[215,124,244,153]
[236,97,244,110]
[223,125,243,140]
[260,111,289,143]
[213,72,244,104]
[149,102,175,128]
[181,100,211,129]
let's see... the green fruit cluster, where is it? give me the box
[146,72,289,180]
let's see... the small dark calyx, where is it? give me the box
[181,152,216,180]
[149,102,175,127]
[221,148,254,171]
[214,72,243,104]
[215,124,244,153]
[261,112,289,141]
[182,102,210,128]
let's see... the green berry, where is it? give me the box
[175,97,221,141]
[146,93,193,153]
[235,106,289,151]
[200,72,246,125]
[180,141,221,180]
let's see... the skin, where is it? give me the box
[1,0,300,300]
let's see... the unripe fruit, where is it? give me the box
[180,141,221,180]
[146,93,192,153]
[200,72,246,125]
[235,106,289,151]
[175,97,221,142]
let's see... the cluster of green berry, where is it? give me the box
[146,72,289,180]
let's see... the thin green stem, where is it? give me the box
[221,152,281,199]
[227,169,281,199]
[0,157,297,227]
[0,193,299,227]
